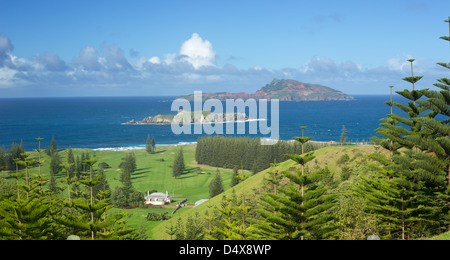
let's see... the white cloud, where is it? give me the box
[102,45,133,71]
[0,67,18,87]
[0,32,445,96]
[301,56,364,79]
[148,56,161,64]
[0,34,14,67]
[34,52,67,71]
[179,33,216,69]
[164,53,176,65]
[386,54,414,72]
[73,46,101,71]
[134,56,160,71]
[303,56,338,73]
[0,35,13,53]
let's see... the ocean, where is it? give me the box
[0,95,403,151]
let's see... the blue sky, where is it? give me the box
[0,0,449,97]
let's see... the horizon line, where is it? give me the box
[0,93,401,99]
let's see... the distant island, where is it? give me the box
[124,110,251,125]
[178,78,354,101]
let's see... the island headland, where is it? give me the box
[178,78,354,101]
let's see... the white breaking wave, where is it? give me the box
[92,146,145,151]
[121,118,267,126]
[92,141,198,151]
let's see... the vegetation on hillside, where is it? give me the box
[195,135,327,172]
[179,78,354,101]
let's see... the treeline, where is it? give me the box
[0,136,60,172]
[0,141,25,171]
[195,135,326,172]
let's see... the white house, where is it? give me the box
[144,191,172,206]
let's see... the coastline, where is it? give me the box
[89,139,347,152]
[25,139,369,153]
[121,118,266,126]
[91,142,198,151]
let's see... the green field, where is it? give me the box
[3,144,249,239]
[21,144,241,202]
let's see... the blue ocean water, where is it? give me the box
[0,95,403,151]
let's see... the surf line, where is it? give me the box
[171,91,279,145]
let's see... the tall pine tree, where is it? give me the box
[209,170,224,198]
[146,134,153,154]
[364,18,450,239]
[254,128,337,240]
[172,147,185,178]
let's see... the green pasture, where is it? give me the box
[1,144,247,238]
[19,144,240,203]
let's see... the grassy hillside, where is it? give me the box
[2,144,249,239]
[429,231,450,240]
[7,143,378,239]
[149,144,382,239]
[5,143,446,240]
[21,145,242,203]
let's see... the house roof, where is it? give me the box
[144,192,172,199]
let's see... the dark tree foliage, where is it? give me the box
[195,136,324,173]
[362,19,450,239]
[146,134,155,154]
[173,147,185,178]
[253,130,338,240]
[119,152,137,182]
[0,140,136,240]
[209,170,224,198]
[0,142,25,171]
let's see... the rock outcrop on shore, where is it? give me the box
[125,110,250,125]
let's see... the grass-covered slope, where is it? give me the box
[4,143,447,239]
[150,144,381,239]
[21,145,240,203]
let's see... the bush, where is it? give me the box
[337,154,350,165]
[146,212,171,221]
[98,162,110,169]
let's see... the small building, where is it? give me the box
[144,191,172,206]
[194,199,209,207]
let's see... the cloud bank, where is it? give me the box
[179,33,216,69]
[0,33,444,97]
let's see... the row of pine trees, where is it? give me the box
[195,135,326,172]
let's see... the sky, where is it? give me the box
[0,0,449,97]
